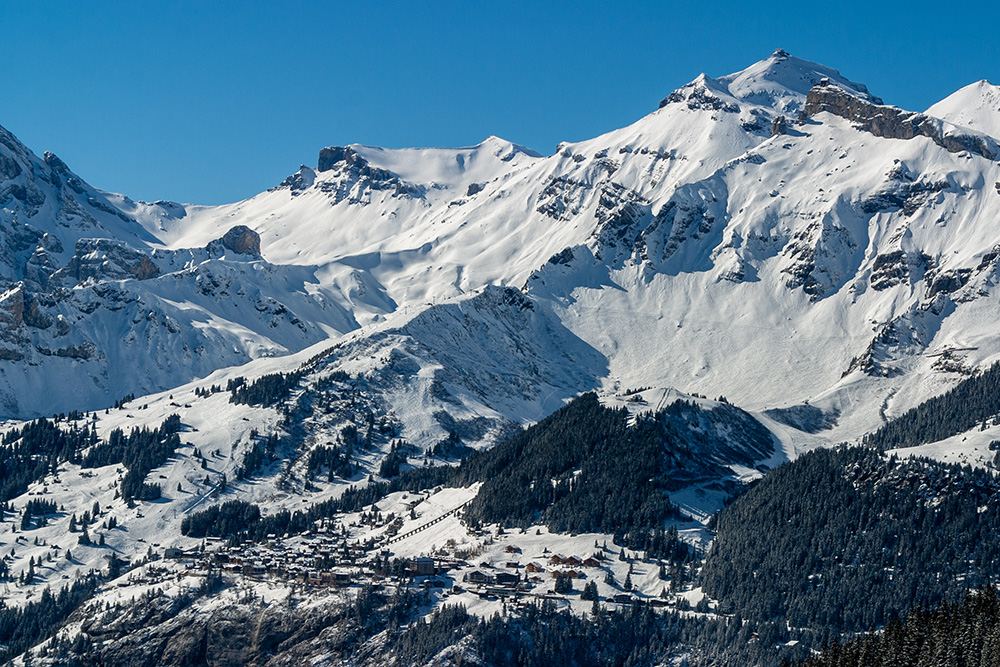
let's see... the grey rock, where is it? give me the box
[771,115,788,136]
[803,82,997,159]
[221,225,262,257]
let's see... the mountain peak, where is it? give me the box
[712,50,879,114]
[926,79,1000,139]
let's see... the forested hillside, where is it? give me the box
[456,392,772,538]
[702,447,1000,634]
[798,587,1000,667]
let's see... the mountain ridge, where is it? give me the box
[0,50,998,439]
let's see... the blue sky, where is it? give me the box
[2,1,997,205]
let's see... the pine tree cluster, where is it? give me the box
[799,587,1000,667]
[82,414,182,501]
[702,447,1000,634]
[228,371,304,407]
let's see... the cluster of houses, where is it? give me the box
[459,546,604,595]
[162,531,368,588]
[132,519,677,611]
[153,534,622,602]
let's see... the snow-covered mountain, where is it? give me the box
[2,48,1000,444]
[5,49,1000,666]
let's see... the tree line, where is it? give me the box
[864,361,1000,449]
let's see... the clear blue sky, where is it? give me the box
[2,1,997,205]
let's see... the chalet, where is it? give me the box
[582,557,600,568]
[412,557,435,576]
[495,572,520,586]
[613,594,636,605]
[504,545,522,554]
[525,562,544,573]
[549,555,566,565]
[505,562,520,569]
[465,570,493,585]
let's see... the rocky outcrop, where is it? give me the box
[0,284,24,328]
[660,82,740,112]
[275,165,316,195]
[536,175,588,221]
[220,225,262,257]
[67,591,362,667]
[23,292,53,329]
[869,250,931,291]
[59,239,161,284]
[36,342,96,360]
[803,81,998,159]
[314,146,421,201]
[592,182,649,263]
[926,268,972,298]
[770,115,788,136]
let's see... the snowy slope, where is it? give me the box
[927,79,1000,140]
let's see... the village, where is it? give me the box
[126,485,703,618]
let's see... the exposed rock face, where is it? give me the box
[70,592,365,667]
[659,83,740,112]
[22,292,53,329]
[536,176,588,221]
[314,146,421,201]
[926,268,972,298]
[220,225,262,257]
[0,284,24,328]
[60,239,161,283]
[36,342,96,359]
[771,115,788,136]
[860,163,951,217]
[592,182,650,263]
[869,250,932,291]
[317,146,356,172]
[803,82,998,159]
[276,165,316,194]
